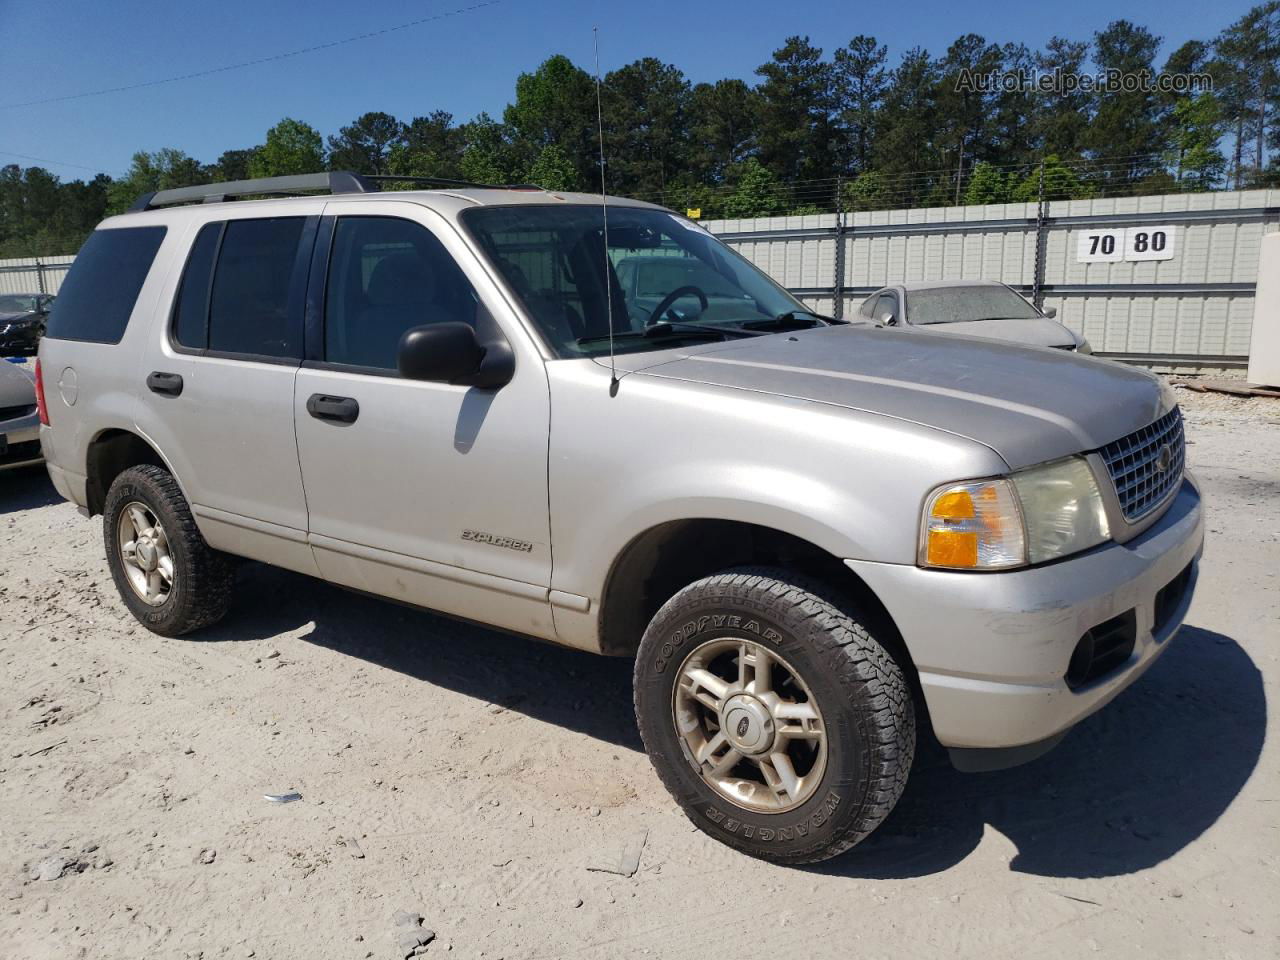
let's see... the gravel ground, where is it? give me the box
[1,383,1277,960]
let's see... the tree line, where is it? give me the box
[2,4,1277,258]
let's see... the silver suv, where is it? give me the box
[37,173,1203,864]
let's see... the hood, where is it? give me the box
[0,311,37,324]
[911,316,1076,348]
[626,326,1168,470]
[0,359,36,407]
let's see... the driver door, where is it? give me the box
[293,202,556,640]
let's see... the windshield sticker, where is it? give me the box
[669,214,708,233]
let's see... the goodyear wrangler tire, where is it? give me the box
[103,465,234,637]
[633,567,915,865]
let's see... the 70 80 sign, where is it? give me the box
[1076,225,1177,263]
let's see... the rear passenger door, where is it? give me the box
[293,203,554,639]
[137,210,321,576]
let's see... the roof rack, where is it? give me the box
[129,171,545,212]
[362,174,545,191]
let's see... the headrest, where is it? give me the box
[367,253,435,306]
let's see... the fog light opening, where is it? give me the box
[1066,632,1096,689]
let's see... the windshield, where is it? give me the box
[0,295,39,313]
[461,205,807,357]
[905,286,1041,325]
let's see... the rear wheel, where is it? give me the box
[103,465,233,636]
[634,567,914,864]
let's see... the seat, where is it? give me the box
[350,252,439,368]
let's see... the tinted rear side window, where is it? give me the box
[172,222,221,349]
[45,226,166,344]
[208,217,305,358]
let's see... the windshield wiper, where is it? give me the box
[575,322,747,347]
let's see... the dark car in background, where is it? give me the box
[0,293,56,356]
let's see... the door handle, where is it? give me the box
[306,393,359,424]
[146,371,184,396]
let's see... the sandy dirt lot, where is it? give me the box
[2,385,1277,960]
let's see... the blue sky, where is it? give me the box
[0,0,1256,179]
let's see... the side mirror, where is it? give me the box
[1042,306,1058,319]
[397,322,514,389]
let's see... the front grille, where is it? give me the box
[1099,407,1185,521]
[0,403,36,422]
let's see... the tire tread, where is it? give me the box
[104,465,233,636]
[634,565,915,865]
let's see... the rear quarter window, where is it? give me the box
[45,226,167,344]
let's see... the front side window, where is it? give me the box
[872,293,898,324]
[461,205,807,358]
[45,226,166,344]
[324,217,478,370]
[207,217,305,357]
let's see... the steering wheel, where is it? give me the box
[647,285,709,326]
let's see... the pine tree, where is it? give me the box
[874,47,942,201]
[1031,37,1092,158]
[832,36,889,174]
[755,37,836,182]
[1085,22,1166,189]
[326,112,403,175]
[602,58,691,197]
[688,79,761,182]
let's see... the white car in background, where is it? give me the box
[856,280,1090,353]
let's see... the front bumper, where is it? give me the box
[846,475,1204,757]
[1,410,42,470]
[0,329,42,356]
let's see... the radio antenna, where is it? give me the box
[592,26,618,395]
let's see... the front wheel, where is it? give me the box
[633,568,915,865]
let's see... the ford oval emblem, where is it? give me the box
[736,716,751,738]
[1154,444,1173,473]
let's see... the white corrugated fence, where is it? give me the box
[0,255,75,296]
[704,189,1280,366]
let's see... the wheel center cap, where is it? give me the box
[722,695,774,754]
[136,537,158,571]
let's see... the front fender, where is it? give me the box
[546,360,1007,604]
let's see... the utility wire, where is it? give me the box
[0,1,503,110]
[0,150,108,173]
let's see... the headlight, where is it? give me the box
[1076,338,1093,354]
[1012,457,1110,563]
[920,457,1110,569]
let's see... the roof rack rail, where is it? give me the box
[362,174,544,191]
[129,171,549,212]
[129,172,375,212]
